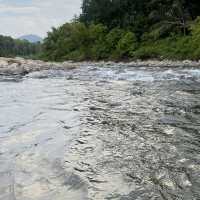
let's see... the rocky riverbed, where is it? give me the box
[1,57,200,76]
[0,58,200,200]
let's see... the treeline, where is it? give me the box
[0,35,41,58]
[42,0,200,61]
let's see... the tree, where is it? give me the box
[148,0,198,36]
[0,35,41,57]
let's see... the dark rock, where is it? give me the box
[63,125,72,129]
[74,167,86,173]
[76,139,86,144]
[131,124,137,131]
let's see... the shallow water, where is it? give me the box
[0,65,200,200]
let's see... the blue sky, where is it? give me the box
[0,0,81,38]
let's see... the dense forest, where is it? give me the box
[0,35,41,58]
[43,0,200,61]
[2,1,200,61]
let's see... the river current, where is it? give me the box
[0,65,200,200]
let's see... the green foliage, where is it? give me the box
[3,0,200,61]
[80,0,148,32]
[89,24,109,60]
[105,28,124,52]
[115,32,138,58]
[41,0,200,61]
[42,23,140,61]
[189,17,200,59]
[42,23,90,61]
[132,36,197,60]
[0,35,41,58]
[80,0,200,37]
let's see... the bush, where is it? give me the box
[189,17,200,59]
[115,31,138,58]
[41,20,200,61]
[89,24,109,60]
[132,36,196,60]
[105,28,125,53]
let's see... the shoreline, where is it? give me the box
[1,57,200,76]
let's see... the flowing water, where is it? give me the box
[0,65,200,200]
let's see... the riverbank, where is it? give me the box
[1,57,200,76]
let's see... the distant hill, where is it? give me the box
[19,34,43,43]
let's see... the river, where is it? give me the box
[0,65,200,200]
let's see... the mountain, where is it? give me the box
[19,34,43,43]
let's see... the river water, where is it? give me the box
[0,65,200,200]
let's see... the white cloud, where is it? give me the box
[0,0,82,38]
[0,5,39,14]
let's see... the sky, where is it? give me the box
[0,0,82,38]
